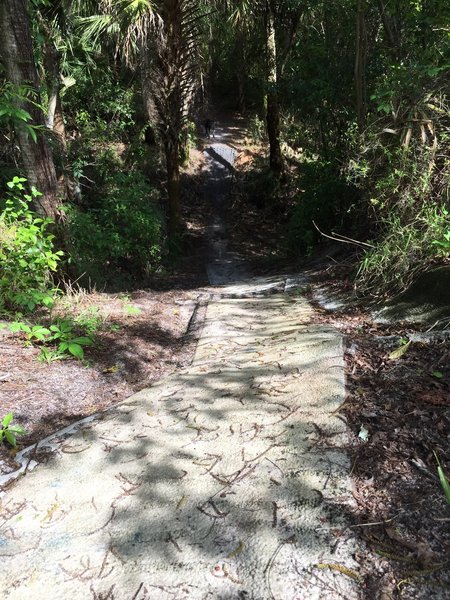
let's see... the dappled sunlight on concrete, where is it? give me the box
[0,120,361,599]
[0,291,359,599]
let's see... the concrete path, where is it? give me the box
[0,125,361,599]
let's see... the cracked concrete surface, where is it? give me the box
[0,125,361,599]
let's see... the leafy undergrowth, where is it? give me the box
[307,266,450,599]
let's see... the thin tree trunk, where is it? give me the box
[164,139,182,239]
[0,0,60,219]
[355,0,367,130]
[235,28,246,113]
[265,1,284,176]
[377,0,400,60]
[140,40,157,145]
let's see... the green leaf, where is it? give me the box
[438,465,450,506]
[14,108,32,121]
[31,326,51,335]
[433,371,444,379]
[30,186,42,197]
[2,412,13,427]
[4,429,17,447]
[59,321,72,333]
[68,343,84,359]
[10,322,30,333]
[27,125,37,143]
[435,453,450,506]
[389,340,411,360]
[8,424,27,435]
[70,336,93,346]
[42,296,55,308]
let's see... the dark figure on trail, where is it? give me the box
[204,118,216,138]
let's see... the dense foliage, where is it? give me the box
[67,171,163,287]
[279,0,450,296]
[0,177,62,312]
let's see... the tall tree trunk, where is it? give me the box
[355,0,367,130]
[235,28,246,113]
[0,0,60,219]
[140,40,158,145]
[161,0,183,239]
[39,15,73,202]
[265,1,284,176]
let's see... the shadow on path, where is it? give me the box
[0,117,362,600]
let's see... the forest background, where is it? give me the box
[0,0,448,355]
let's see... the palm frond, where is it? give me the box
[76,14,118,47]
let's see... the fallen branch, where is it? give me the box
[312,221,375,248]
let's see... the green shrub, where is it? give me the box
[67,171,163,285]
[0,412,26,447]
[9,317,94,361]
[244,162,281,210]
[287,162,358,255]
[248,115,266,142]
[350,129,450,297]
[0,177,63,312]
[356,203,450,298]
[63,65,135,141]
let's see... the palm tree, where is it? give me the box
[78,0,202,239]
[145,0,202,238]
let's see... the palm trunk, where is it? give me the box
[160,0,184,239]
[0,0,60,220]
[265,1,284,176]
